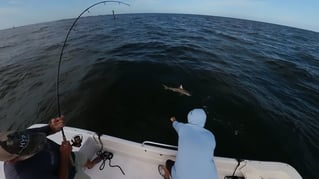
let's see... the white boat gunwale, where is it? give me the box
[0,124,303,179]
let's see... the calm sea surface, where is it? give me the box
[0,14,318,178]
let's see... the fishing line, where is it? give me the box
[95,133,125,175]
[56,1,130,140]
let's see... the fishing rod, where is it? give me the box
[56,1,130,140]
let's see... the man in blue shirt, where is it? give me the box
[161,108,218,179]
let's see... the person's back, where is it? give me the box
[170,108,218,179]
[173,123,217,179]
[1,116,103,179]
[1,125,76,179]
[4,139,75,179]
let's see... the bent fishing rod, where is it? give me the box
[56,1,130,140]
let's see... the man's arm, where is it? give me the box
[26,116,65,136]
[59,140,72,179]
[170,116,182,133]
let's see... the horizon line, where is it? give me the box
[1,12,318,33]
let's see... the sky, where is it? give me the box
[0,0,318,32]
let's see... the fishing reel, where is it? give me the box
[71,135,83,147]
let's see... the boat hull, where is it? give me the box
[0,124,302,179]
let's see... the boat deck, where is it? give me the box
[0,125,302,179]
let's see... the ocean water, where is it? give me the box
[0,14,318,178]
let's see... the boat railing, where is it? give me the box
[142,141,178,150]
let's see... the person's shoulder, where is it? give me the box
[3,163,20,179]
[4,161,46,179]
[202,128,215,137]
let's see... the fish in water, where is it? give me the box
[163,84,191,96]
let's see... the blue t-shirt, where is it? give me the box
[4,126,75,179]
[171,121,218,179]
